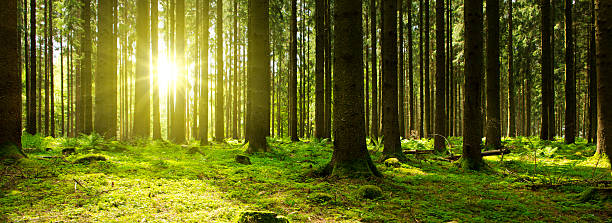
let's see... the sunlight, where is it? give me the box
[156,59,177,85]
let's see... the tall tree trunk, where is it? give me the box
[595,0,612,168]
[215,0,224,142]
[382,0,404,159]
[44,0,49,136]
[315,0,325,139]
[564,0,575,144]
[81,0,93,134]
[540,0,553,141]
[525,58,532,136]
[95,0,117,138]
[134,0,150,138]
[461,0,485,170]
[398,0,405,138]
[486,0,501,148]
[323,0,332,139]
[408,0,414,137]
[200,0,210,145]
[507,0,515,137]
[27,0,36,135]
[0,0,24,159]
[370,0,379,140]
[419,0,424,138]
[152,0,162,139]
[588,0,597,145]
[324,0,380,178]
[173,0,186,143]
[424,0,431,138]
[232,0,238,139]
[434,0,446,152]
[246,0,270,152]
[49,0,55,137]
[289,0,298,141]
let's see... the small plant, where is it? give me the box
[21,133,47,152]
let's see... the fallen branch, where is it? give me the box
[528,180,612,190]
[403,150,435,155]
[445,149,512,161]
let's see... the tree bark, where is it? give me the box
[174,0,186,143]
[95,0,118,138]
[540,0,553,141]
[588,0,597,145]
[152,0,162,140]
[434,0,446,152]
[564,0,576,144]
[424,0,431,138]
[398,0,405,138]
[595,0,612,166]
[324,0,380,178]
[134,0,151,138]
[370,0,379,140]
[200,0,210,145]
[0,0,24,159]
[486,0,501,148]
[215,0,224,142]
[246,0,270,152]
[27,0,36,135]
[289,0,298,141]
[461,0,485,170]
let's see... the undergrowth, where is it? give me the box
[1,134,610,222]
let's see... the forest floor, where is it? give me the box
[1,134,611,222]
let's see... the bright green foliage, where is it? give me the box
[0,135,610,222]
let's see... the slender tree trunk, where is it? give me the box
[433,0,446,152]
[232,0,238,139]
[215,0,224,142]
[461,0,485,170]
[398,0,405,138]
[27,0,36,135]
[44,0,49,136]
[152,0,162,140]
[49,0,55,137]
[424,0,431,138]
[200,0,210,144]
[81,0,93,134]
[419,0,424,138]
[370,0,379,140]
[564,0,576,144]
[315,0,325,139]
[324,0,380,178]
[246,0,270,152]
[595,0,612,167]
[134,0,151,138]
[408,0,414,137]
[588,0,597,145]
[323,0,332,139]
[507,0,515,137]
[486,0,501,148]
[540,0,553,140]
[289,0,298,141]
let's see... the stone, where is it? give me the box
[235,155,252,165]
[384,158,401,168]
[236,211,289,223]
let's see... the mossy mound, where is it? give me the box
[578,187,612,203]
[236,211,289,223]
[357,185,382,199]
[235,155,252,165]
[73,154,107,164]
[384,158,401,168]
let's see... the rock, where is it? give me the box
[236,211,289,223]
[357,185,382,199]
[73,154,107,164]
[384,158,401,168]
[235,155,252,165]
[62,148,76,156]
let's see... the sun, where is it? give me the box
[156,60,177,85]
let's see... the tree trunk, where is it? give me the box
[461,0,485,170]
[595,0,612,167]
[27,0,36,135]
[588,0,597,145]
[408,0,414,137]
[134,0,151,138]
[370,0,379,140]
[246,0,270,153]
[419,0,424,138]
[315,0,324,139]
[382,0,404,159]
[398,0,405,139]
[424,0,431,138]
[486,0,501,148]
[434,0,446,152]
[174,0,186,143]
[540,0,553,141]
[564,0,576,144]
[215,0,224,142]
[80,0,93,134]
[0,0,24,159]
[48,0,55,137]
[95,0,117,138]
[152,0,162,140]
[507,0,516,138]
[200,0,210,145]
[323,0,332,139]
[232,0,238,139]
[324,0,380,178]
[289,0,298,141]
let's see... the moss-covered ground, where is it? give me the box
[1,134,611,222]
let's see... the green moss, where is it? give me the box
[236,211,289,223]
[357,185,382,199]
[384,158,401,168]
[72,154,107,164]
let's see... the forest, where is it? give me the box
[0,0,611,222]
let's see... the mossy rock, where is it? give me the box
[309,192,333,203]
[236,155,252,165]
[384,158,401,168]
[73,154,107,164]
[236,211,289,223]
[578,187,612,203]
[357,185,382,199]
